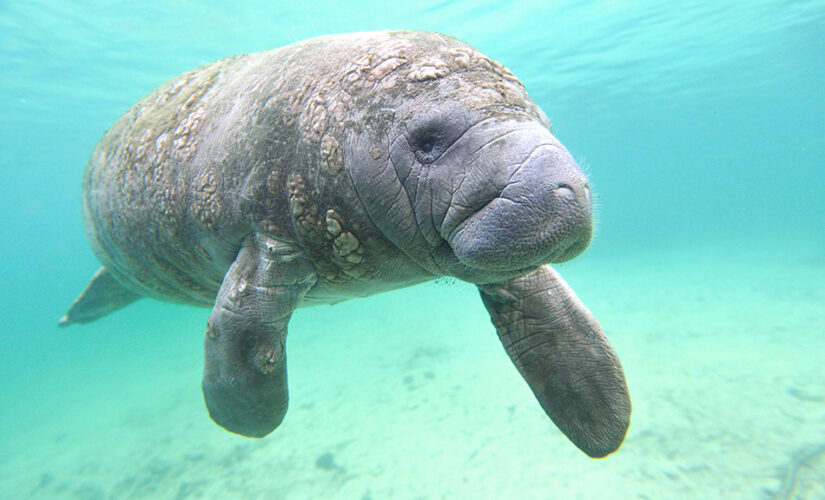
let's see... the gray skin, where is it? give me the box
[60,31,630,458]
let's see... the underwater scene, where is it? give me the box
[1,1,824,498]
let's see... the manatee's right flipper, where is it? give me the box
[478,264,631,458]
[203,233,317,438]
[59,267,142,327]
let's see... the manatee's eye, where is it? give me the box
[411,128,444,164]
[407,105,472,165]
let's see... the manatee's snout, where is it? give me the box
[445,122,593,272]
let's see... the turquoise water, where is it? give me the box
[1,1,824,498]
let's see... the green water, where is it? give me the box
[1,1,824,498]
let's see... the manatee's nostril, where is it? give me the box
[555,183,591,205]
[555,184,576,201]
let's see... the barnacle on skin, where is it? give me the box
[324,209,343,237]
[320,134,344,174]
[332,231,360,257]
[194,171,222,231]
[407,58,451,82]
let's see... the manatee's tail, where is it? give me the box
[59,267,141,327]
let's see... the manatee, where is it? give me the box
[60,30,630,457]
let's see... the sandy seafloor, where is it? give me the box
[2,235,823,500]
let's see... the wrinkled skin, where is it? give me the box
[61,31,630,458]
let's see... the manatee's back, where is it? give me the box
[81,51,294,306]
[79,33,389,305]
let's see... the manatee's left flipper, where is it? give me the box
[478,264,630,458]
[203,233,317,438]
